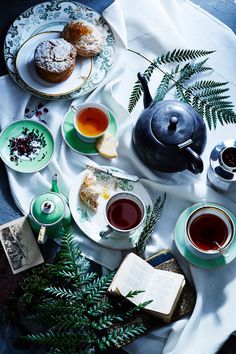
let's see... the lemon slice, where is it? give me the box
[95,133,117,158]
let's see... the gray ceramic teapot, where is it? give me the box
[132,73,207,174]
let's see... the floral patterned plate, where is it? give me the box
[4,0,115,100]
[16,31,92,97]
[0,120,54,173]
[69,168,153,250]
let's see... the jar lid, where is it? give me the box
[30,191,65,226]
[151,100,197,145]
[210,140,236,182]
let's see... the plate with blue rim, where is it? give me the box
[4,0,115,100]
[174,202,236,269]
[69,167,153,250]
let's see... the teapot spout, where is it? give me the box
[137,72,153,108]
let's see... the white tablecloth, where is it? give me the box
[1,0,236,353]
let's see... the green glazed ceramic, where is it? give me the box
[31,192,65,226]
[0,120,54,173]
[29,191,72,238]
[174,202,236,269]
[61,109,118,155]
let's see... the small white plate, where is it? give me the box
[16,31,92,97]
[69,167,153,250]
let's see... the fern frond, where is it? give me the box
[87,298,113,316]
[45,286,82,301]
[187,80,228,92]
[176,83,190,103]
[136,194,166,258]
[81,271,115,301]
[156,49,214,64]
[187,87,229,98]
[97,322,147,350]
[154,73,173,102]
[91,314,122,330]
[125,290,145,298]
[177,59,212,86]
[128,80,143,113]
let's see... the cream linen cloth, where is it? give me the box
[1,1,236,354]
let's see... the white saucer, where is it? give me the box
[16,31,92,97]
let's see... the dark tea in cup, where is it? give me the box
[104,192,146,238]
[107,198,142,230]
[186,205,234,257]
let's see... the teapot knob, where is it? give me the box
[41,201,55,214]
[169,116,178,130]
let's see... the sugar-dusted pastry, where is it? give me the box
[62,20,104,57]
[95,132,117,158]
[34,38,77,83]
[79,171,100,211]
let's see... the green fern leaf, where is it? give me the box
[126,290,145,298]
[189,87,229,98]
[45,286,82,301]
[157,49,214,64]
[154,73,173,102]
[136,194,166,258]
[187,80,228,92]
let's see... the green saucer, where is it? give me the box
[174,202,236,269]
[61,108,118,155]
[0,119,54,173]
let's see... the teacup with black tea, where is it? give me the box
[186,205,234,259]
[100,191,146,239]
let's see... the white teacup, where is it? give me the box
[73,102,110,143]
[100,191,146,239]
[185,205,234,259]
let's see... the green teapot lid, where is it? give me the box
[30,191,65,226]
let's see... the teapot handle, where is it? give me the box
[184,146,204,174]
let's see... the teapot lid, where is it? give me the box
[30,191,65,226]
[151,101,196,145]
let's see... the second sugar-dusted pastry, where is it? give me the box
[62,20,104,57]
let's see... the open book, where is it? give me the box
[108,252,186,322]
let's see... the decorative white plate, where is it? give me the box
[16,31,92,97]
[4,0,115,100]
[69,168,153,250]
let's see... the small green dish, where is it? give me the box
[61,108,118,155]
[174,202,236,269]
[0,119,54,173]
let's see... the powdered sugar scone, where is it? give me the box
[34,38,77,83]
[62,20,104,57]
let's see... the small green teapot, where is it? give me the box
[29,175,71,243]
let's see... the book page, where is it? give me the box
[144,270,185,315]
[110,253,154,305]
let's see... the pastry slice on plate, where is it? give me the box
[79,171,100,212]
